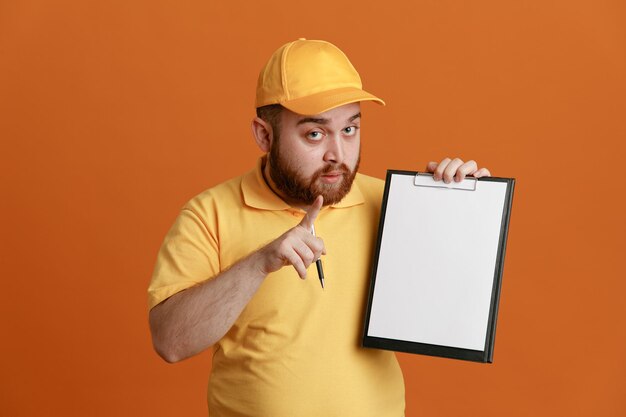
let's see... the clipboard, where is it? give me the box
[362,170,515,363]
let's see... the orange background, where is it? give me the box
[1,1,625,416]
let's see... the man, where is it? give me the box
[148,39,491,416]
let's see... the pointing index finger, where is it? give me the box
[300,195,323,231]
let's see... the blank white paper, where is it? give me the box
[367,174,508,351]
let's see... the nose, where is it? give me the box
[323,134,345,165]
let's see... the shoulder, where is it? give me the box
[354,172,384,189]
[183,173,246,220]
[354,172,385,204]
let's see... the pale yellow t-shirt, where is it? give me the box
[148,158,405,417]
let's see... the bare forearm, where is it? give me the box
[149,250,267,363]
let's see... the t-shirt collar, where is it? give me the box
[241,157,364,211]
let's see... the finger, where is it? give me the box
[283,249,308,279]
[426,161,438,173]
[292,239,316,267]
[300,195,323,231]
[454,160,478,182]
[295,231,325,259]
[309,235,325,258]
[471,167,492,178]
[318,237,326,256]
[442,158,464,183]
[432,157,451,181]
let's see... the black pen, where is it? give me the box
[311,224,325,289]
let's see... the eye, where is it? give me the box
[343,126,359,136]
[306,130,324,141]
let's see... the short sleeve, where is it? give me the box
[147,208,220,310]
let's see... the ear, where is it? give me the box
[251,117,273,153]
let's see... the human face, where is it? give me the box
[266,102,362,207]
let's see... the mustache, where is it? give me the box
[317,163,351,176]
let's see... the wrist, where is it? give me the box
[247,249,271,280]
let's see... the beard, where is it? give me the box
[268,142,360,206]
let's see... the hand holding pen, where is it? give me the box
[256,195,326,284]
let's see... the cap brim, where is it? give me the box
[280,87,385,115]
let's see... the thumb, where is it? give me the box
[300,195,323,230]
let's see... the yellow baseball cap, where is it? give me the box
[255,38,385,115]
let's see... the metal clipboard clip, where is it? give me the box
[414,172,478,191]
